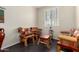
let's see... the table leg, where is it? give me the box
[56,45,61,52]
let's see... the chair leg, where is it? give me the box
[24,38,28,47]
[36,35,38,42]
[32,36,35,45]
[37,38,40,45]
[47,42,51,49]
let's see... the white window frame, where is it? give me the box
[44,8,59,27]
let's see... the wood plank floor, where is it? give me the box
[0,39,57,52]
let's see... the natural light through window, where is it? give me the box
[44,8,59,27]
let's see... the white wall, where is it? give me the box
[0,6,76,49]
[76,7,79,29]
[1,6,37,49]
[37,6,76,39]
[59,7,76,30]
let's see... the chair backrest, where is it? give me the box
[18,27,22,33]
[0,28,4,32]
[30,27,38,33]
[18,27,29,34]
[30,27,38,32]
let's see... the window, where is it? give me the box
[44,8,59,27]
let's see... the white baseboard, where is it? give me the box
[1,41,20,50]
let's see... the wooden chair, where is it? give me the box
[18,27,35,46]
[0,28,5,48]
[37,35,51,49]
[30,27,42,42]
[20,34,35,46]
